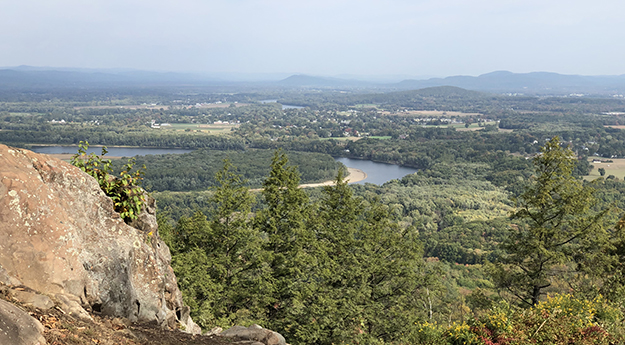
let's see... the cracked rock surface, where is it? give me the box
[0,144,199,334]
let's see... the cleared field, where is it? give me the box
[421,121,498,131]
[604,125,625,129]
[193,103,249,109]
[318,135,390,141]
[8,112,39,117]
[456,121,498,131]
[158,123,237,134]
[585,157,625,180]
[75,105,171,110]
[74,103,248,110]
[381,110,483,117]
[252,168,367,191]
[319,136,361,141]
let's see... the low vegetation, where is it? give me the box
[71,141,146,222]
[414,294,622,344]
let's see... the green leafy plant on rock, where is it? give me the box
[71,141,146,222]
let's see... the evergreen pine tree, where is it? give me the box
[254,150,319,338]
[163,160,267,327]
[312,166,432,344]
[491,137,613,306]
[207,159,267,325]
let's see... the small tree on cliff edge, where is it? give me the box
[71,141,145,223]
[491,136,612,306]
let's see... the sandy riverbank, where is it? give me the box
[298,167,367,188]
[249,168,367,191]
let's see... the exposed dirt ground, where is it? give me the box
[0,291,231,345]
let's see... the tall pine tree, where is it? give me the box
[312,166,433,344]
[163,159,267,327]
[491,137,613,306]
[254,150,319,338]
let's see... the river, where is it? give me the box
[31,146,418,185]
[335,157,418,185]
[30,146,194,157]
[259,100,305,110]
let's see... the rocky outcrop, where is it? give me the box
[0,298,47,345]
[219,324,286,345]
[0,144,199,333]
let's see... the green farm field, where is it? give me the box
[317,135,391,141]
[319,136,361,141]
[419,121,498,131]
[158,123,237,134]
[381,110,483,117]
[585,157,625,180]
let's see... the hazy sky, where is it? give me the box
[2,0,624,78]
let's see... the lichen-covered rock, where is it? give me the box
[0,144,199,333]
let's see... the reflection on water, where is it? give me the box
[259,100,305,110]
[31,146,194,157]
[334,157,418,185]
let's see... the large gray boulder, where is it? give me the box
[0,299,46,345]
[0,144,199,333]
[220,324,286,345]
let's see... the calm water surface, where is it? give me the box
[259,100,305,110]
[335,157,418,185]
[32,146,416,185]
[31,146,193,157]
[281,104,304,109]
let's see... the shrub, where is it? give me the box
[409,294,622,345]
[71,141,146,222]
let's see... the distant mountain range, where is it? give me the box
[1,66,625,95]
[0,67,224,89]
[394,71,625,95]
[278,72,625,95]
[276,74,374,88]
